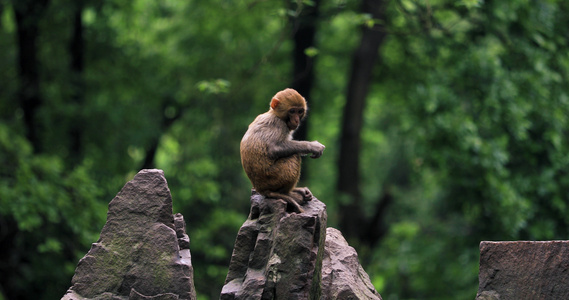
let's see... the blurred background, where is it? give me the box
[1,0,569,299]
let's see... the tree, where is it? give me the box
[12,0,50,152]
[68,0,85,164]
[369,0,569,298]
[290,0,320,145]
[337,0,387,242]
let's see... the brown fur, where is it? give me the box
[240,88,325,213]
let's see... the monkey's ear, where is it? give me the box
[270,98,280,110]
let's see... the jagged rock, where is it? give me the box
[476,241,569,300]
[221,190,327,300]
[321,228,382,300]
[61,169,196,300]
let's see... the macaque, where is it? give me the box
[240,88,325,213]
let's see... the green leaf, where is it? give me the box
[304,47,319,57]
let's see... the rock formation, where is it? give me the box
[61,169,196,300]
[220,190,382,300]
[476,241,569,300]
[61,170,382,300]
[321,228,382,300]
[221,191,327,300]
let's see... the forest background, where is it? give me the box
[1,0,569,299]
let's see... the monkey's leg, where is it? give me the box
[292,187,314,202]
[265,192,304,213]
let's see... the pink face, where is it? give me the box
[286,107,305,131]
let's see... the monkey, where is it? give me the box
[240,88,325,213]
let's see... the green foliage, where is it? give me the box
[363,0,569,298]
[0,124,106,299]
[196,79,231,95]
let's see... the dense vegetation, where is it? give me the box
[1,0,568,299]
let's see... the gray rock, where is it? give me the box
[321,228,382,300]
[477,290,500,300]
[221,190,327,300]
[477,241,569,300]
[61,169,196,300]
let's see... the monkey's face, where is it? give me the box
[286,107,305,131]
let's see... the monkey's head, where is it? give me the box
[270,88,307,131]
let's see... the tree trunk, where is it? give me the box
[290,0,320,183]
[366,187,393,247]
[13,0,50,153]
[337,0,387,240]
[69,0,85,163]
[141,98,182,170]
[0,3,4,30]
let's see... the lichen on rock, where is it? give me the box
[62,169,196,300]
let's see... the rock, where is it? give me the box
[175,213,191,250]
[321,228,382,300]
[61,169,197,300]
[221,190,327,300]
[476,290,501,300]
[477,241,569,300]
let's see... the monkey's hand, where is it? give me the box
[309,141,325,158]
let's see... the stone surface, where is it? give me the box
[476,241,569,300]
[221,190,327,300]
[61,169,196,300]
[321,228,382,300]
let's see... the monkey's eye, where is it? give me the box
[290,108,304,114]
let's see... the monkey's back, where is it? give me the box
[240,113,301,195]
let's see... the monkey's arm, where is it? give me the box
[268,140,325,160]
